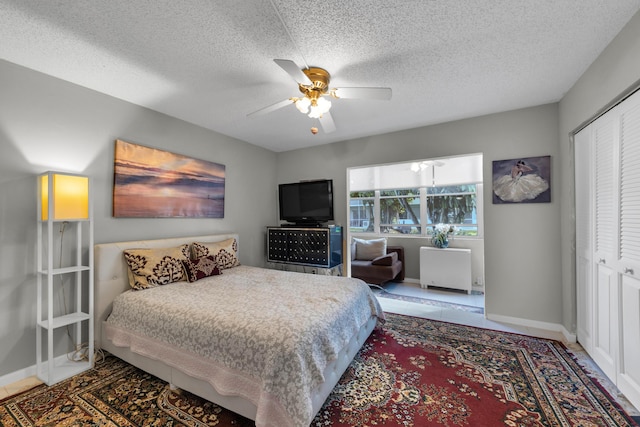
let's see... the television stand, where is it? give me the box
[266,225,342,270]
[281,222,326,228]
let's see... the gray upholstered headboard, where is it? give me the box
[94,233,239,348]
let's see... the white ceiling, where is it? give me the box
[1,1,639,152]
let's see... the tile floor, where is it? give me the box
[376,281,565,341]
[383,281,486,308]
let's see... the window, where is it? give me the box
[349,191,375,232]
[348,154,483,238]
[380,189,420,234]
[427,185,478,236]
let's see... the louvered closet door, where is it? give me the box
[592,106,619,381]
[575,129,594,352]
[616,89,640,407]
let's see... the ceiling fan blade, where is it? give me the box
[422,160,445,167]
[319,112,336,133]
[274,59,312,85]
[246,98,292,118]
[332,87,392,100]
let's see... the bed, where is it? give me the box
[95,233,384,427]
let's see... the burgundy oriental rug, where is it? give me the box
[1,313,637,426]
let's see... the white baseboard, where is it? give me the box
[401,277,485,292]
[487,313,577,343]
[400,278,570,341]
[560,327,578,343]
[0,364,37,388]
[0,354,70,388]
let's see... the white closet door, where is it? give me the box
[575,129,593,351]
[619,90,640,270]
[575,89,640,412]
[592,107,619,381]
[619,274,640,409]
[616,90,640,407]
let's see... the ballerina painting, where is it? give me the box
[492,156,551,204]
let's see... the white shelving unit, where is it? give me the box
[36,172,94,385]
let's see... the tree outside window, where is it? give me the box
[380,189,420,234]
[350,185,478,236]
[427,185,477,236]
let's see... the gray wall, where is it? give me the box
[277,104,562,324]
[558,12,640,334]
[0,60,277,377]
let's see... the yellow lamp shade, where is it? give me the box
[40,172,89,221]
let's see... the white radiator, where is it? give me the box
[420,247,472,294]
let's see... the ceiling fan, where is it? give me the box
[247,59,392,134]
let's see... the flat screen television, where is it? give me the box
[279,179,334,225]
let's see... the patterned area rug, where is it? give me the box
[375,288,485,314]
[1,313,637,426]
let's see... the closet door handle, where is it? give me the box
[624,268,634,275]
[598,258,606,264]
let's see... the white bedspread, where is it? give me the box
[105,265,384,427]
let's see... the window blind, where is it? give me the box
[349,153,483,191]
[594,111,616,256]
[620,100,640,262]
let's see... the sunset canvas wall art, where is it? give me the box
[113,140,225,218]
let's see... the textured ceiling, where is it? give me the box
[1,1,639,152]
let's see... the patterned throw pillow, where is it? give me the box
[191,238,240,270]
[123,244,190,290]
[181,255,222,282]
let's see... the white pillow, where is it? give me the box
[354,238,387,261]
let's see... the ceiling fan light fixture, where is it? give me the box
[308,96,331,118]
[308,108,322,119]
[294,97,311,113]
[247,59,391,131]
